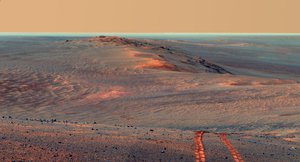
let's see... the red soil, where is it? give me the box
[136,59,177,71]
[194,131,206,162]
[219,133,244,162]
[86,89,126,100]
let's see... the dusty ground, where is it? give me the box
[0,36,299,161]
[0,117,299,161]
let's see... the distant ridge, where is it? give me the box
[65,36,232,74]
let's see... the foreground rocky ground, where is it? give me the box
[0,117,299,161]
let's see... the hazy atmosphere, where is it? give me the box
[0,0,300,33]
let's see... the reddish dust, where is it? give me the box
[194,131,206,162]
[219,133,244,162]
[86,88,127,100]
[136,59,177,71]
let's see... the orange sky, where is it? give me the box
[0,0,299,33]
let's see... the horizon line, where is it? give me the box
[0,32,300,37]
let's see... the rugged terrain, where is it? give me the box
[0,36,299,161]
